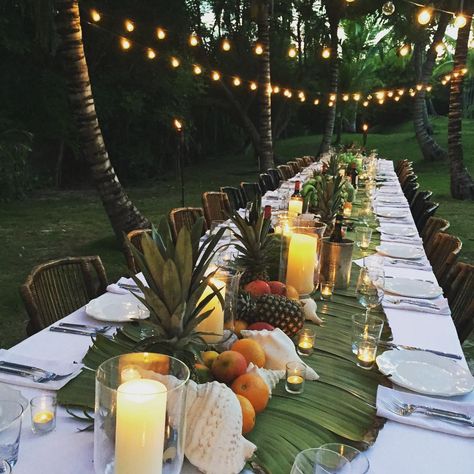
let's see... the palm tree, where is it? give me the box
[413,13,449,161]
[54,0,150,238]
[448,5,474,200]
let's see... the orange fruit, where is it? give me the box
[234,320,249,337]
[231,373,270,413]
[236,394,256,434]
[285,285,299,300]
[231,339,266,368]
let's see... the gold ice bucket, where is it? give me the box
[319,237,354,289]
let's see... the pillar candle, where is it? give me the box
[288,198,303,217]
[197,278,226,343]
[286,233,317,295]
[115,379,167,474]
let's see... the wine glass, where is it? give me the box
[356,267,384,316]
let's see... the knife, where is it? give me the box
[50,326,96,336]
[379,341,462,360]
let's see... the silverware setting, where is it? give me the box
[379,341,462,360]
[387,259,427,267]
[385,275,436,284]
[0,362,73,383]
[58,322,111,333]
[117,282,141,291]
[390,398,471,421]
[382,399,474,427]
[384,296,440,310]
[49,326,100,336]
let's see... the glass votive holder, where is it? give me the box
[356,336,378,370]
[285,362,306,394]
[355,226,373,251]
[342,202,352,218]
[297,328,316,357]
[320,279,335,301]
[351,313,384,355]
[30,395,57,434]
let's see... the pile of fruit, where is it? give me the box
[196,337,270,434]
[236,280,304,338]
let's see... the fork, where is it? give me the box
[384,297,440,310]
[59,322,111,333]
[391,398,472,421]
[0,365,73,383]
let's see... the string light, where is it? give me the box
[328,101,334,107]
[222,39,231,51]
[417,7,432,25]
[353,93,361,101]
[322,47,331,59]
[394,96,400,101]
[378,99,385,105]
[362,124,369,132]
[211,71,221,81]
[288,46,297,58]
[273,86,280,94]
[283,89,292,98]
[255,44,264,55]
[387,90,394,97]
[171,57,180,68]
[382,1,395,15]
[156,28,166,40]
[189,35,199,47]
[441,79,448,85]
[342,94,349,101]
[314,98,320,105]
[250,81,257,91]
[173,118,182,131]
[91,9,101,22]
[363,100,369,107]
[426,85,433,92]
[416,84,423,91]
[454,13,467,28]
[193,64,202,75]
[435,42,446,56]
[124,20,134,32]
[399,44,411,57]
[298,91,305,99]
[146,48,156,59]
[375,91,385,100]
[329,93,337,101]
[461,67,468,75]
[398,88,405,96]
[299,95,306,102]
[120,37,131,50]
[409,89,416,97]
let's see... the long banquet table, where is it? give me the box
[4,158,474,474]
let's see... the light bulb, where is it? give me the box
[222,39,231,51]
[212,71,220,81]
[399,44,411,57]
[417,7,432,26]
[435,42,446,56]
[394,96,400,102]
[328,101,334,107]
[330,93,337,101]
[445,74,451,81]
[342,94,349,101]
[171,57,180,68]
[409,89,416,97]
[387,90,394,97]
[382,1,395,16]
[288,46,297,58]
[125,20,134,32]
[250,82,257,91]
[298,91,305,99]
[362,124,369,132]
[273,86,280,94]
[157,28,166,40]
[425,85,433,92]
[441,79,447,85]
[453,71,459,78]
[353,93,361,101]
[189,35,199,47]
[255,44,264,55]
[314,99,320,105]
[147,48,156,60]
[454,13,467,28]
[322,47,331,59]
[346,0,355,3]
[375,91,385,100]
[416,84,423,91]
[363,100,369,107]
[173,119,182,131]
[233,77,241,86]
[284,89,291,97]
[120,37,131,50]
[91,9,101,22]
[398,88,405,96]
[300,96,306,102]
[193,64,202,75]
[461,67,468,75]
[378,99,385,105]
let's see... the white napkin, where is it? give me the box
[0,349,82,390]
[381,234,423,245]
[376,386,474,437]
[106,283,129,295]
[383,295,450,316]
[383,257,432,271]
[264,190,279,199]
[240,328,319,380]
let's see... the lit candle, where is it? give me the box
[286,375,304,392]
[115,379,167,474]
[286,233,317,295]
[342,202,352,218]
[32,411,55,433]
[288,198,303,217]
[356,338,377,370]
[197,278,226,343]
[30,394,57,435]
[297,328,315,356]
[320,281,334,301]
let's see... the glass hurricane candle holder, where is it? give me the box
[94,353,190,474]
[351,313,384,355]
[30,395,57,434]
[297,328,315,356]
[285,362,306,394]
[356,336,378,370]
[355,226,373,251]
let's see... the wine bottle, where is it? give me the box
[329,214,344,243]
[350,163,359,188]
[264,205,274,233]
[288,181,304,216]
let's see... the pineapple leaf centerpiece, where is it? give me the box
[126,217,227,369]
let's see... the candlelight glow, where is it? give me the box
[212,71,221,81]
[222,39,231,51]
[233,77,241,86]
[250,81,257,91]
[399,44,411,57]
[322,47,331,59]
[417,7,432,25]
[146,48,156,60]
[91,9,101,22]
[255,44,264,55]
[120,37,131,50]
[171,57,180,68]
[156,27,166,40]
[189,35,199,47]
[173,119,183,131]
[193,64,202,75]
[125,20,134,32]
[288,46,297,58]
[454,13,467,28]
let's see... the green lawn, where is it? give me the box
[1,117,473,350]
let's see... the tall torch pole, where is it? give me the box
[174,118,185,207]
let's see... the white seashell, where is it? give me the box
[246,363,284,395]
[241,328,319,381]
[301,296,323,325]
[184,380,256,474]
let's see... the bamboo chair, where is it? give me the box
[169,207,206,240]
[20,256,108,335]
[404,181,420,204]
[277,164,294,179]
[401,174,418,195]
[395,159,410,175]
[267,168,281,189]
[302,156,313,166]
[240,182,262,204]
[202,191,231,228]
[445,262,474,343]
[221,186,245,211]
[287,161,301,174]
[124,229,152,274]
[421,217,450,246]
[259,173,275,193]
[396,161,413,178]
[295,157,306,169]
[425,232,462,289]
[410,190,433,221]
[398,169,416,188]
[415,201,439,233]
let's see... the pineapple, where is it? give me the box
[126,216,227,370]
[228,198,275,286]
[236,291,256,323]
[253,294,304,338]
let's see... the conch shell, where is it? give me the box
[246,363,284,395]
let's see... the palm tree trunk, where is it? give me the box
[318,1,342,156]
[448,3,474,200]
[256,0,274,171]
[413,14,449,161]
[54,0,150,239]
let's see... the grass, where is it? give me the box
[1,117,473,350]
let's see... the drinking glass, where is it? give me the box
[351,313,384,355]
[355,227,373,252]
[320,444,369,474]
[0,460,11,474]
[0,400,24,467]
[291,448,352,474]
[356,336,378,370]
[355,266,384,316]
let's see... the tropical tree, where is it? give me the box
[54,0,149,238]
[447,3,474,200]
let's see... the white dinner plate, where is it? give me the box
[377,187,401,195]
[376,209,407,219]
[377,225,417,237]
[376,243,424,260]
[376,350,474,396]
[86,292,149,323]
[384,277,443,299]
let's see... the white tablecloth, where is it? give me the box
[6,159,474,474]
